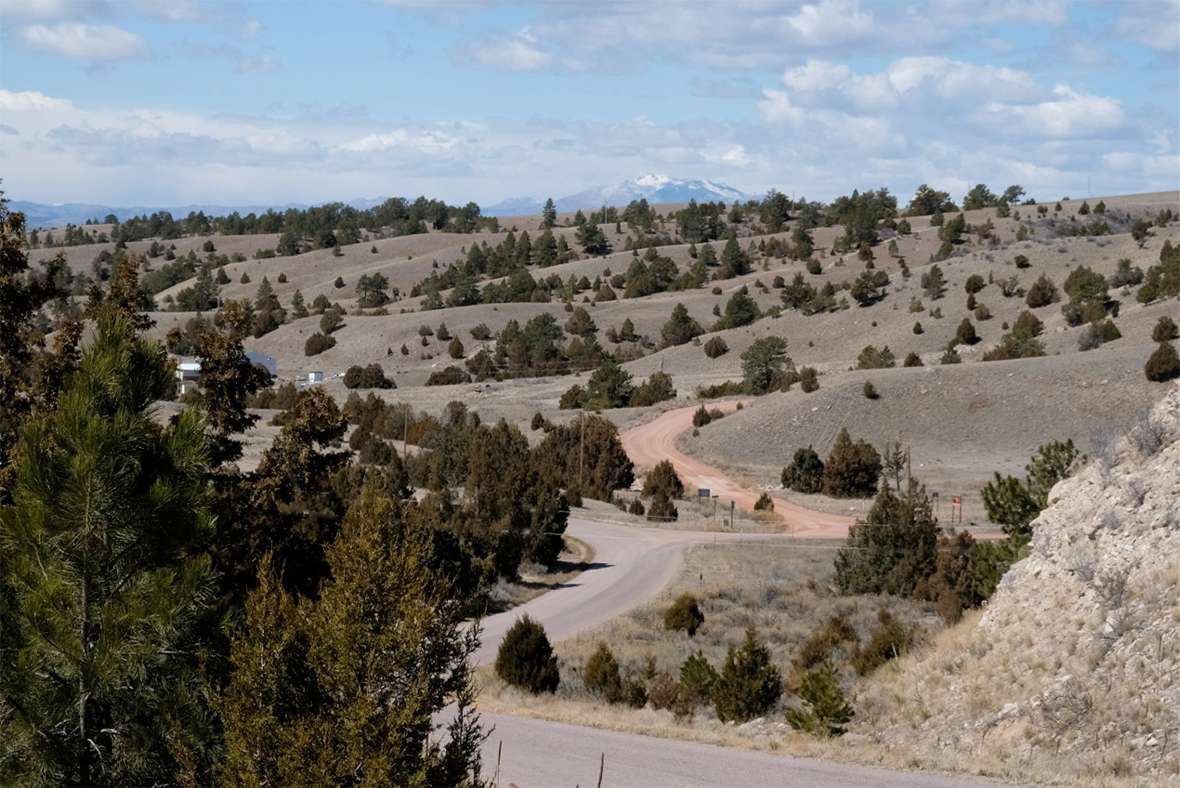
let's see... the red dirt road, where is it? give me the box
[621,401,856,538]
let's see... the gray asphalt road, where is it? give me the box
[479,712,1011,788]
[473,516,780,666]
[470,517,1012,787]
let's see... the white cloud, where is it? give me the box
[705,144,753,168]
[470,31,552,71]
[19,22,147,62]
[0,89,74,112]
[981,84,1125,138]
[241,19,263,38]
[786,0,874,46]
[338,128,460,155]
[781,59,852,93]
[758,89,805,125]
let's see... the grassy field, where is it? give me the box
[477,540,943,748]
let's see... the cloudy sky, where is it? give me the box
[1,0,1177,208]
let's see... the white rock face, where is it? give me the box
[853,384,1180,783]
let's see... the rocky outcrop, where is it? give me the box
[852,385,1179,784]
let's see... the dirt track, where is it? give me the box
[621,401,856,537]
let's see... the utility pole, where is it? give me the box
[579,416,585,490]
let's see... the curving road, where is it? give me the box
[473,516,780,666]
[466,406,1009,786]
[621,402,855,537]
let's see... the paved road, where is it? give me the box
[620,402,856,537]
[478,712,1012,788]
[467,411,1008,786]
[473,516,780,665]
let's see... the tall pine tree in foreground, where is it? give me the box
[0,311,218,785]
[220,486,487,786]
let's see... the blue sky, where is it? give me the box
[1,0,1177,208]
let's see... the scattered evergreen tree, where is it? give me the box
[741,336,789,393]
[712,628,783,723]
[495,616,560,693]
[583,643,623,702]
[834,477,939,596]
[822,429,881,497]
[785,663,853,738]
[782,446,824,493]
[1145,341,1180,382]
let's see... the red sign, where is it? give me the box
[952,495,961,505]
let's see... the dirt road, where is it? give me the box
[621,402,855,537]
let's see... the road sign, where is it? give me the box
[698,488,711,498]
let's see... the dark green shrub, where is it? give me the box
[863,381,879,399]
[799,366,819,392]
[856,345,895,369]
[785,663,853,737]
[754,492,774,511]
[822,429,881,498]
[559,384,584,410]
[1025,274,1058,308]
[954,318,978,346]
[304,332,335,356]
[782,446,824,493]
[834,480,939,596]
[496,616,560,693]
[1145,341,1180,382]
[643,459,684,499]
[704,336,729,358]
[583,643,623,702]
[425,366,472,386]
[628,497,645,516]
[647,492,678,522]
[471,323,492,340]
[711,628,782,723]
[1152,316,1178,342]
[903,352,923,367]
[912,321,924,334]
[692,404,712,427]
[679,652,718,705]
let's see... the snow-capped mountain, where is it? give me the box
[485,174,753,216]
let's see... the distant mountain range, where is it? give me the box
[11,174,754,228]
[9,200,316,229]
[484,174,754,216]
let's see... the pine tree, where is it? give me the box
[583,356,635,410]
[221,488,487,786]
[834,476,939,596]
[541,198,557,229]
[712,628,783,722]
[822,428,881,497]
[0,311,219,785]
[741,336,788,393]
[785,663,853,737]
[290,288,309,318]
[661,302,703,346]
